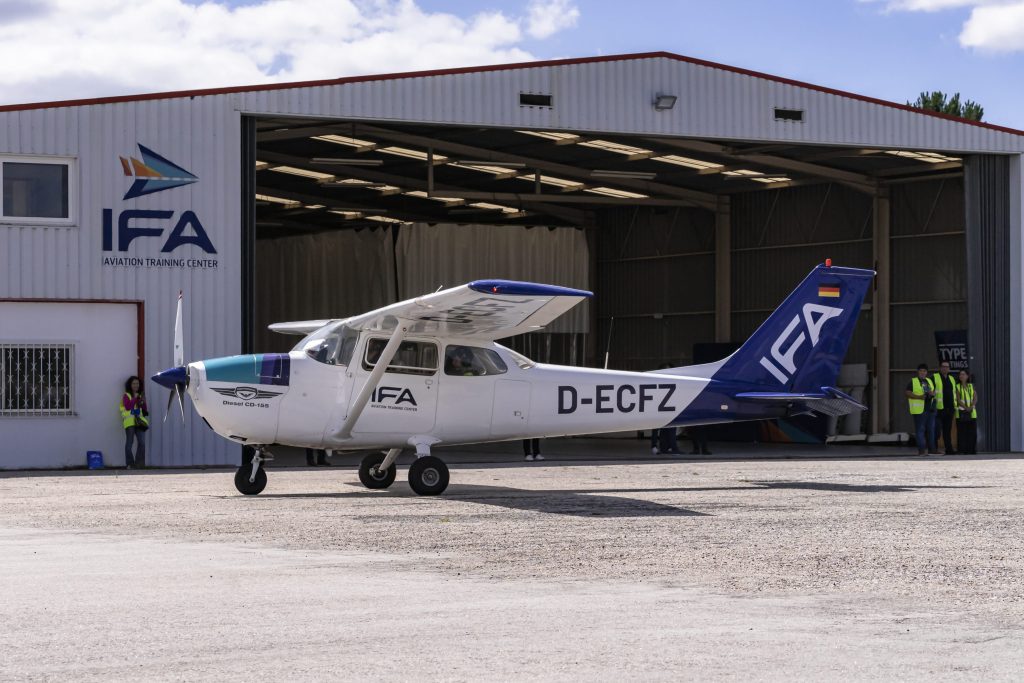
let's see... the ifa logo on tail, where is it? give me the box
[759,304,844,384]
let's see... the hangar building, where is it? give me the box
[1,52,1023,468]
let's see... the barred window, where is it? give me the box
[1,344,75,416]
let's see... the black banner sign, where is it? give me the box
[935,329,969,371]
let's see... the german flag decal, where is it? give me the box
[818,285,841,298]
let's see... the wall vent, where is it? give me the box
[520,93,553,107]
[774,108,804,122]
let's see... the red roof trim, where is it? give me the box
[1,51,1021,137]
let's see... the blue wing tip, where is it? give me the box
[468,280,593,298]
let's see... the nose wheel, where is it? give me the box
[234,446,270,495]
[359,451,397,489]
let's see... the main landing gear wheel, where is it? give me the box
[408,456,449,496]
[359,452,397,489]
[234,466,267,495]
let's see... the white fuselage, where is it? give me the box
[185,335,715,451]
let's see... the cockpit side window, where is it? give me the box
[362,338,438,375]
[299,323,359,366]
[444,345,508,376]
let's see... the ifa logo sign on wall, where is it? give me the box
[101,144,219,269]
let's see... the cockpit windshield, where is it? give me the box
[294,322,359,366]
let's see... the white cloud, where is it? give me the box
[526,0,580,39]
[867,0,1024,51]
[0,0,580,105]
[960,1,1024,49]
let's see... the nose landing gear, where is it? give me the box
[234,446,271,495]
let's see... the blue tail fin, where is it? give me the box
[709,264,874,392]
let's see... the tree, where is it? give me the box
[908,91,984,121]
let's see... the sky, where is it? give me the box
[2,0,1024,129]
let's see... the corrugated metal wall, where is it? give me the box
[0,100,243,466]
[595,206,716,370]
[225,56,1024,153]
[889,178,967,437]
[965,156,1010,451]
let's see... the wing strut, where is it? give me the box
[334,325,408,440]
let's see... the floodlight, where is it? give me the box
[653,94,677,111]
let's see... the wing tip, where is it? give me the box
[468,280,593,298]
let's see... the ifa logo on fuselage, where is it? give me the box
[759,303,844,384]
[371,386,418,411]
[102,144,217,256]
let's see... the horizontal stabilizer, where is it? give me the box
[268,320,333,336]
[735,386,866,418]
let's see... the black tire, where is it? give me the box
[359,452,397,489]
[234,466,268,495]
[408,456,449,496]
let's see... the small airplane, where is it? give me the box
[153,261,874,496]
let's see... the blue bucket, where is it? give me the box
[86,451,104,470]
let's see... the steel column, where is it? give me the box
[715,196,731,342]
[872,189,891,434]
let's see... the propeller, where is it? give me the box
[151,291,188,423]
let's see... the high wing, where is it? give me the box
[268,319,334,336]
[339,280,592,340]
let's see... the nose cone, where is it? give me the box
[152,365,188,389]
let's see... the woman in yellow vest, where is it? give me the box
[119,375,149,469]
[954,369,978,455]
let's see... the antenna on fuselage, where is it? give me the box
[603,316,614,370]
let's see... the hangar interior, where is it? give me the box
[246,115,974,439]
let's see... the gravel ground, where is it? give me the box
[1,445,1022,680]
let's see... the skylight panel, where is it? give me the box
[269,165,335,180]
[515,174,584,190]
[469,202,521,214]
[312,134,376,150]
[578,139,653,157]
[584,187,649,199]
[404,191,465,205]
[652,155,723,170]
[885,150,961,164]
[448,162,521,176]
[516,130,580,143]
[366,215,407,224]
[722,169,763,177]
[255,193,300,207]
[378,146,449,163]
[750,177,791,184]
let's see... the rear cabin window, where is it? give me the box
[444,345,508,377]
[363,338,438,376]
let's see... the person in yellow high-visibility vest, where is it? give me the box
[933,360,958,455]
[119,375,149,469]
[905,363,938,455]
[954,369,978,454]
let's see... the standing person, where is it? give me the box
[954,369,978,455]
[119,376,149,469]
[933,360,958,454]
[650,363,681,455]
[305,448,331,466]
[688,425,712,455]
[523,438,544,461]
[905,363,938,455]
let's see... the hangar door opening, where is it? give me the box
[241,116,978,443]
